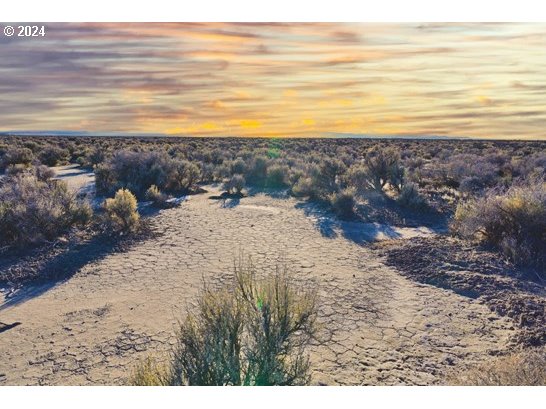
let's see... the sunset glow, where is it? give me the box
[2,22,546,139]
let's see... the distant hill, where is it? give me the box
[0,130,473,140]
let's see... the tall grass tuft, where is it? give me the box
[130,257,319,386]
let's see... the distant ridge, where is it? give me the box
[0,130,166,137]
[0,130,472,140]
[321,132,470,140]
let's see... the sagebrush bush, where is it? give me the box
[289,160,345,201]
[129,356,170,386]
[447,348,546,385]
[290,176,317,199]
[452,180,545,269]
[265,164,289,188]
[39,146,69,167]
[130,258,318,386]
[397,182,428,210]
[246,155,268,185]
[5,164,28,176]
[33,165,56,182]
[362,147,402,192]
[0,173,92,246]
[2,135,544,228]
[145,185,169,208]
[314,158,346,196]
[329,188,356,220]
[223,174,245,195]
[103,188,140,233]
[0,147,34,171]
[345,165,370,196]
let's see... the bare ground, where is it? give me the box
[0,186,522,385]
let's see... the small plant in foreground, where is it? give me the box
[130,257,319,386]
[129,356,170,386]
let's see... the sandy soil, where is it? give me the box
[0,185,517,385]
[52,164,95,198]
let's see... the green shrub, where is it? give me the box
[0,174,92,246]
[452,181,545,269]
[130,258,318,386]
[103,188,140,233]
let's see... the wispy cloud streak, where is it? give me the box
[0,22,545,138]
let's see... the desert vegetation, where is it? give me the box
[1,135,545,386]
[1,135,544,270]
[447,348,546,385]
[130,257,318,386]
[102,189,141,234]
[0,168,92,247]
[453,179,545,270]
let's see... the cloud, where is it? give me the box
[1,23,545,139]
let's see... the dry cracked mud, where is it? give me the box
[0,186,518,385]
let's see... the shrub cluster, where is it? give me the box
[0,172,92,246]
[1,135,544,263]
[452,179,545,269]
[0,147,34,172]
[95,150,200,198]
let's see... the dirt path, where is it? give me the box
[0,187,516,385]
[52,164,95,194]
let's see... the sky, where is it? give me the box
[1,22,546,139]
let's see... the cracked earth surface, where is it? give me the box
[0,186,516,385]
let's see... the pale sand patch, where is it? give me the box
[0,185,516,385]
[52,164,95,196]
